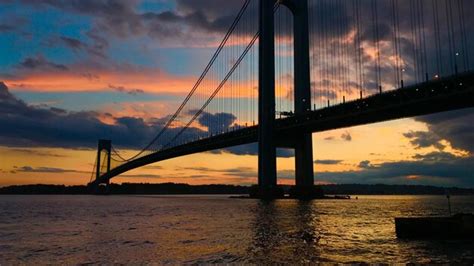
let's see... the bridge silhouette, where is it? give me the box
[89,0,474,199]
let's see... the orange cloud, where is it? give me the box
[99,101,180,122]
[4,67,197,94]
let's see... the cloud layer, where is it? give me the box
[315,153,474,187]
[0,81,201,149]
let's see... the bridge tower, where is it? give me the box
[258,0,314,199]
[258,0,278,198]
[92,139,112,194]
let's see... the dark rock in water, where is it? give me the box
[248,185,285,199]
[395,213,474,239]
[288,186,325,200]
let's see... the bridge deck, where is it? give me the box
[92,72,474,185]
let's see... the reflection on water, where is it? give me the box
[0,195,473,264]
[249,201,321,263]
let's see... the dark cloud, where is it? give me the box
[308,0,352,38]
[415,109,474,154]
[0,81,200,149]
[311,82,338,100]
[0,24,16,33]
[16,0,142,37]
[81,72,100,82]
[59,36,86,51]
[14,166,84,173]
[17,55,68,71]
[213,167,256,179]
[176,110,292,157]
[46,33,108,59]
[0,82,10,97]
[176,0,244,19]
[15,0,243,45]
[119,173,162,179]
[403,130,445,150]
[358,160,374,169]
[315,159,343,165]
[323,133,352,142]
[180,166,256,178]
[341,131,352,141]
[84,29,109,58]
[10,149,66,158]
[197,111,237,133]
[0,82,278,159]
[412,151,458,162]
[108,84,144,96]
[10,0,350,44]
[0,14,28,34]
[316,155,474,187]
[140,0,258,43]
[141,10,238,40]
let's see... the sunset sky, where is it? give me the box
[0,0,473,188]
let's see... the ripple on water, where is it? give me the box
[0,195,473,264]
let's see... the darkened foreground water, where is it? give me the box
[1,195,473,264]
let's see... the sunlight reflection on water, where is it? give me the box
[0,195,473,264]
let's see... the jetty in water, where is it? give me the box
[395,214,474,239]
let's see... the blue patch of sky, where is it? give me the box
[55,15,92,45]
[107,36,157,68]
[29,8,92,65]
[0,33,21,72]
[107,36,216,77]
[0,2,93,70]
[0,2,34,71]
[13,91,182,112]
[154,47,216,76]
[138,1,177,13]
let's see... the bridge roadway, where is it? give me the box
[92,72,474,186]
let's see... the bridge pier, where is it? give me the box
[256,0,316,199]
[256,0,282,199]
[289,0,316,199]
[90,139,112,194]
[292,133,316,198]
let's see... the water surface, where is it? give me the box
[1,195,473,264]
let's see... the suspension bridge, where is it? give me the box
[88,0,474,198]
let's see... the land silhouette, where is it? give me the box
[1,183,473,195]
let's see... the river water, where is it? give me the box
[1,195,473,264]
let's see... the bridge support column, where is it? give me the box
[256,0,282,199]
[294,134,314,194]
[255,0,316,199]
[288,0,317,199]
[93,139,111,194]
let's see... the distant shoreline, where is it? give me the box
[1,183,473,195]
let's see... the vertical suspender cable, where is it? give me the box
[409,0,418,83]
[354,0,363,98]
[445,0,456,74]
[419,0,428,81]
[391,0,400,88]
[457,0,469,71]
[432,0,441,77]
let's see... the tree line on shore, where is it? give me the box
[1,183,473,195]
